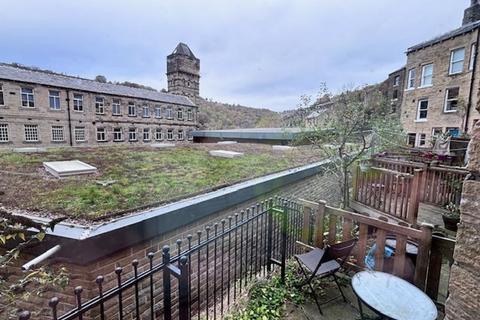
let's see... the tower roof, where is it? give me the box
[172,43,197,59]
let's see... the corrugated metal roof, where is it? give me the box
[0,63,195,106]
[407,20,480,53]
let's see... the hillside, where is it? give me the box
[196,97,282,129]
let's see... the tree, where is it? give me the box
[295,85,405,208]
[95,75,107,83]
[0,211,68,319]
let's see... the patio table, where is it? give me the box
[352,271,437,320]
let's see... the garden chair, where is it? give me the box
[294,238,358,315]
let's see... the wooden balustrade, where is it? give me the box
[298,199,434,291]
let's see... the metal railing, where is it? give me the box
[19,197,303,320]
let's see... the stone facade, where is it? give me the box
[0,44,199,149]
[400,3,480,148]
[444,122,480,320]
[382,67,405,117]
[167,43,200,102]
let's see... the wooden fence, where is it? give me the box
[299,199,454,302]
[351,158,468,224]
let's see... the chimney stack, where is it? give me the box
[463,0,480,25]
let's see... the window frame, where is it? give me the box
[74,127,86,142]
[51,125,65,142]
[446,127,460,137]
[406,68,416,90]
[49,90,61,110]
[21,87,35,108]
[177,108,183,120]
[177,129,184,140]
[155,106,162,118]
[393,75,400,87]
[112,99,121,115]
[128,128,138,141]
[155,128,163,141]
[167,129,174,141]
[142,105,150,118]
[166,107,173,119]
[432,127,443,138]
[128,102,136,117]
[407,133,416,147]
[113,128,123,141]
[417,133,427,147]
[187,109,193,121]
[24,124,39,142]
[143,128,151,141]
[0,85,5,106]
[416,99,429,121]
[444,87,460,113]
[73,94,84,112]
[96,127,107,142]
[420,64,433,87]
[449,47,465,75]
[95,97,105,114]
[0,124,9,142]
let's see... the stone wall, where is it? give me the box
[11,171,340,319]
[444,122,480,320]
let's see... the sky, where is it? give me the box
[0,0,467,111]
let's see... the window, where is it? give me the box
[432,127,443,138]
[450,48,465,75]
[73,94,83,111]
[166,107,173,119]
[177,108,183,120]
[96,128,106,141]
[177,130,184,140]
[407,133,416,147]
[0,85,5,105]
[446,127,460,137]
[129,128,137,141]
[24,124,39,142]
[167,129,174,140]
[113,128,123,141]
[187,109,193,121]
[155,106,162,118]
[0,124,9,142]
[470,43,476,71]
[128,103,136,116]
[420,64,433,87]
[444,88,459,112]
[49,90,61,110]
[392,90,398,100]
[418,134,426,147]
[393,75,400,86]
[112,99,121,115]
[187,129,193,140]
[155,128,163,140]
[95,97,105,114]
[143,128,150,141]
[51,126,64,142]
[21,88,35,107]
[407,68,416,89]
[143,105,150,117]
[74,127,86,142]
[416,99,429,120]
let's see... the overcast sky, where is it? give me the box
[1,0,467,111]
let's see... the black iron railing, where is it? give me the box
[19,196,303,320]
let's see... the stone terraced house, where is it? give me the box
[0,43,200,148]
[400,1,480,147]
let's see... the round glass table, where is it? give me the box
[351,271,437,320]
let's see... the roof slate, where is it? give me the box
[0,64,195,106]
[407,20,480,53]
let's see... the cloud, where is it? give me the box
[0,0,467,111]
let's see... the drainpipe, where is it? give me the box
[21,245,61,271]
[465,28,480,133]
[66,89,73,146]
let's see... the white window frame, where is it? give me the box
[95,97,105,114]
[0,124,9,142]
[112,99,121,115]
[449,48,465,75]
[0,85,4,106]
[24,124,39,142]
[470,43,476,71]
[143,128,150,141]
[113,128,123,141]
[129,128,138,141]
[21,87,35,108]
[155,106,162,118]
[155,128,162,141]
[128,103,136,116]
[167,129,174,141]
[187,109,193,121]
[166,107,173,119]
[51,125,65,142]
[444,87,459,113]
[143,105,150,118]
[432,127,443,138]
[74,127,86,142]
[177,108,183,120]
[177,130,184,140]
[417,133,426,147]
[406,68,416,90]
[96,127,107,142]
[49,90,61,110]
[416,99,429,121]
[420,64,433,87]
[73,94,83,112]
[393,75,400,87]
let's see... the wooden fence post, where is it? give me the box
[314,200,326,248]
[351,162,359,201]
[302,205,310,244]
[407,169,423,224]
[414,223,433,291]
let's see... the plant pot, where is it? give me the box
[442,214,460,232]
